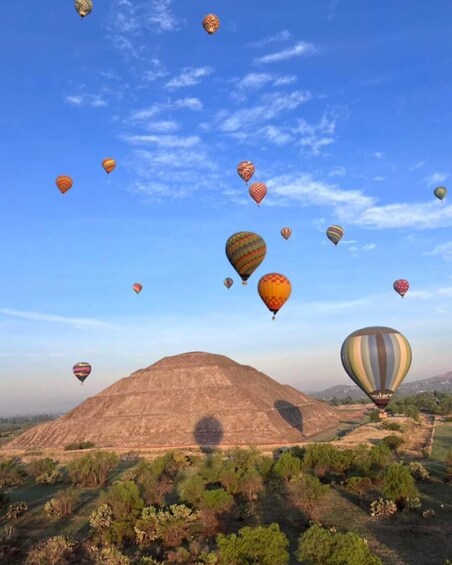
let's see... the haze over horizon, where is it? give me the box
[1,1,452,417]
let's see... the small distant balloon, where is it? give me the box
[224,277,233,289]
[249,182,267,206]
[102,158,116,174]
[258,273,292,320]
[132,283,143,294]
[56,175,73,194]
[225,232,267,285]
[393,279,409,298]
[74,0,93,17]
[237,161,255,184]
[202,14,220,35]
[73,362,91,385]
[326,225,344,246]
[434,186,447,202]
[280,227,292,240]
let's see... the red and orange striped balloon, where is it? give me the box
[56,175,73,194]
[258,273,292,320]
[249,182,267,206]
[102,158,116,174]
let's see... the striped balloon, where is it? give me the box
[225,232,267,285]
[132,283,143,294]
[73,362,92,385]
[74,0,93,17]
[202,14,220,34]
[249,182,267,206]
[258,273,292,320]
[326,225,344,246]
[341,327,412,409]
[56,175,73,194]
[224,277,234,289]
[102,158,116,174]
[280,227,292,240]
[434,186,447,202]
[237,161,255,184]
[393,279,409,298]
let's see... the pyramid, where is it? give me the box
[6,352,339,450]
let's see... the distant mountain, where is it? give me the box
[307,372,452,402]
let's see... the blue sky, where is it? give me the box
[1,0,452,416]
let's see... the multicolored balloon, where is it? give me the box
[202,14,220,35]
[102,158,116,174]
[225,232,266,285]
[224,277,234,289]
[393,279,409,298]
[258,273,292,320]
[132,283,143,294]
[73,362,91,385]
[249,182,267,206]
[326,225,344,246]
[237,161,255,185]
[340,326,412,410]
[434,186,447,202]
[280,227,292,240]
[74,0,93,17]
[56,175,73,194]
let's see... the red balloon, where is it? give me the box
[249,182,267,206]
[393,279,409,298]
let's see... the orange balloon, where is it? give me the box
[280,227,292,240]
[202,14,220,35]
[237,161,255,184]
[249,182,267,206]
[102,158,116,174]
[258,273,292,320]
[56,175,73,194]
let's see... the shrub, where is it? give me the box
[345,476,373,498]
[89,503,113,531]
[94,545,130,564]
[6,501,28,519]
[273,452,302,481]
[67,451,119,487]
[381,435,405,451]
[381,422,402,431]
[381,464,419,505]
[64,441,95,451]
[302,444,348,478]
[402,497,422,512]
[0,458,27,488]
[36,470,63,485]
[288,473,330,520]
[135,504,199,548]
[408,461,430,481]
[28,458,57,478]
[370,498,397,517]
[369,411,381,423]
[445,450,452,482]
[25,535,76,565]
[422,508,435,518]
[44,489,80,517]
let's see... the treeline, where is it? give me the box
[1,438,451,564]
[0,414,56,434]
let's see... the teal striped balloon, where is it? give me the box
[341,327,412,409]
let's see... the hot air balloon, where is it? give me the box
[74,0,93,17]
[434,186,447,202]
[237,161,255,185]
[56,175,73,194]
[224,278,233,289]
[102,158,116,174]
[326,225,344,246]
[340,326,412,410]
[249,182,267,206]
[225,232,266,285]
[258,273,292,320]
[73,362,91,385]
[202,14,220,35]
[132,283,143,294]
[281,227,292,240]
[393,279,409,298]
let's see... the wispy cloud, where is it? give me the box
[230,73,297,101]
[130,97,203,121]
[65,93,107,108]
[165,66,213,90]
[294,110,341,156]
[0,309,117,330]
[373,151,383,159]
[246,30,292,48]
[121,134,200,148]
[328,167,346,177]
[142,120,180,133]
[424,172,448,186]
[351,202,452,229]
[425,241,452,261]
[409,161,425,171]
[373,176,386,182]
[255,41,317,64]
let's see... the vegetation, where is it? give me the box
[64,441,96,451]
[67,451,119,487]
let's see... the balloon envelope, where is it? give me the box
[237,161,255,184]
[56,175,73,194]
[258,273,292,319]
[102,158,116,174]
[224,277,233,289]
[434,186,447,201]
[202,14,220,34]
[225,232,266,285]
[393,279,409,298]
[73,362,91,384]
[74,0,93,17]
[281,227,292,240]
[340,326,412,409]
[132,283,143,294]
[249,182,267,206]
[326,225,344,245]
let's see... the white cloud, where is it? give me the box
[143,120,180,132]
[0,309,117,330]
[373,176,386,181]
[352,202,452,229]
[149,0,179,31]
[246,30,292,48]
[165,66,213,90]
[121,134,200,148]
[425,241,452,261]
[130,97,203,121]
[230,73,297,102]
[373,151,383,159]
[424,172,448,186]
[65,93,107,107]
[328,167,346,177]
[255,41,317,64]
[409,161,425,171]
[293,110,340,156]
[362,243,377,251]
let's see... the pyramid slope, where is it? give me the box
[7,352,339,450]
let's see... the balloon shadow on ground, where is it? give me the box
[193,416,224,466]
[274,400,303,434]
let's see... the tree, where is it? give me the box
[297,524,382,565]
[67,451,119,487]
[288,473,330,520]
[178,473,207,506]
[44,489,80,517]
[273,452,302,481]
[217,523,289,565]
[381,435,405,452]
[381,464,419,505]
[135,504,199,548]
